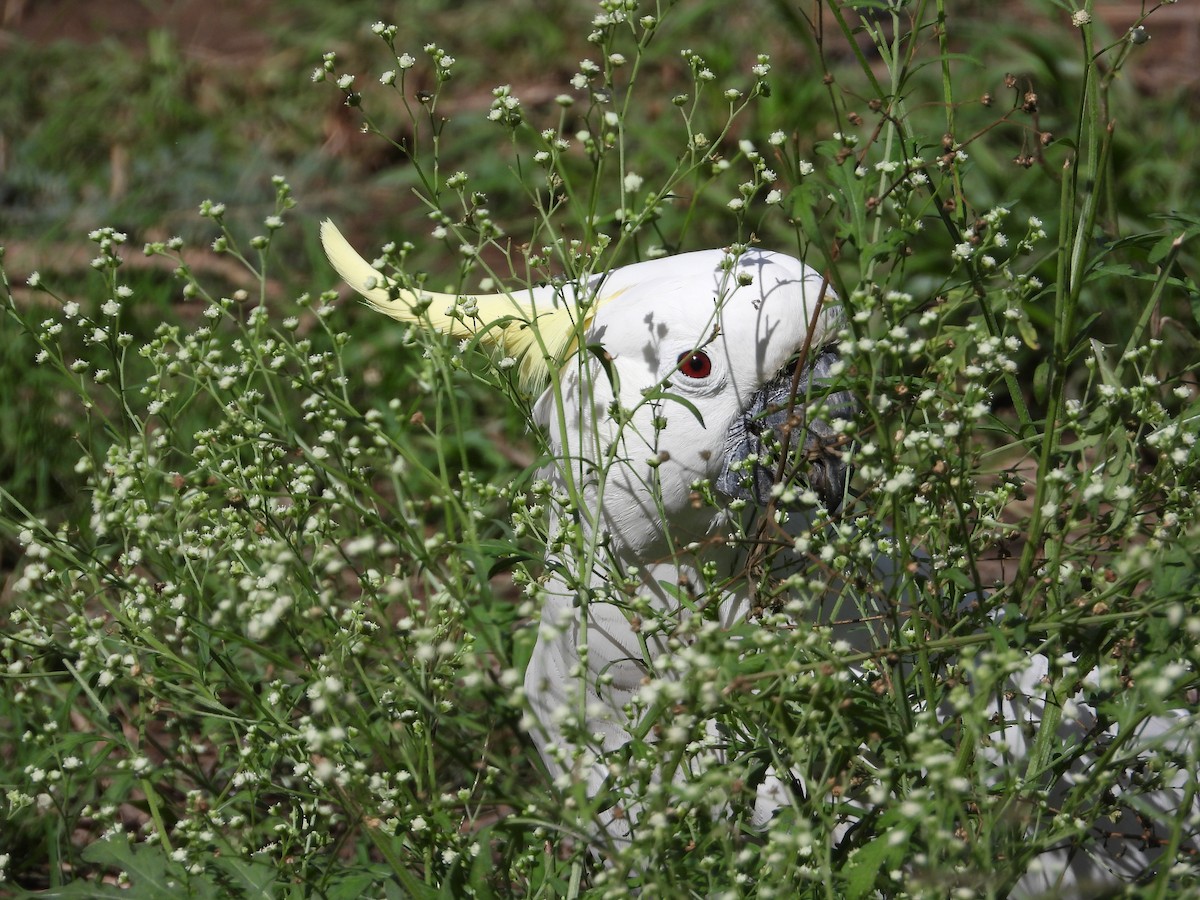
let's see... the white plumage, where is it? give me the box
[323,222,1198,895]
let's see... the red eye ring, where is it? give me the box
[676,350,713,379]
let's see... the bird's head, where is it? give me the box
[322,223,851,559]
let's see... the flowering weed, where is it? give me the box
[3,1,1200,897]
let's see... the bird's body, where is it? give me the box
[322,221,1198,895]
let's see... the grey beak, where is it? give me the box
[716,349,854,511]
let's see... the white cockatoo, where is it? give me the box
[321,221,1198,896]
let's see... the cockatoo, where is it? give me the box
[321,221,1198,896]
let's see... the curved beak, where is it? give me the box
[716,349,854,512]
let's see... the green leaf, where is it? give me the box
[842,830,907,900]
[80,839,177,897]
[1148,227,1197,265]
[586,341,619,392]
[641,388,706,427]
[1015,312,1040,351]
[1149,541,1200,602]
[457,538,541,579]
[322,872,382,900]
[1033,359,1051,405]
[1088,339,1120,390]
[211,857,279,898]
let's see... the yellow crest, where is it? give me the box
[321,220,608,393]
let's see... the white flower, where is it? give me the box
[1071,9,1090,26]
[765,189,782,205]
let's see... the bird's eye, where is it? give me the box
[676,350,713,379]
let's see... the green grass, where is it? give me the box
[2,0,1200,896]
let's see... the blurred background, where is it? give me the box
[3,0,1196,270]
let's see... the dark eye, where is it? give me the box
[676,350,713,379]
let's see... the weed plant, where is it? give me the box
[2,1,1199,897]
